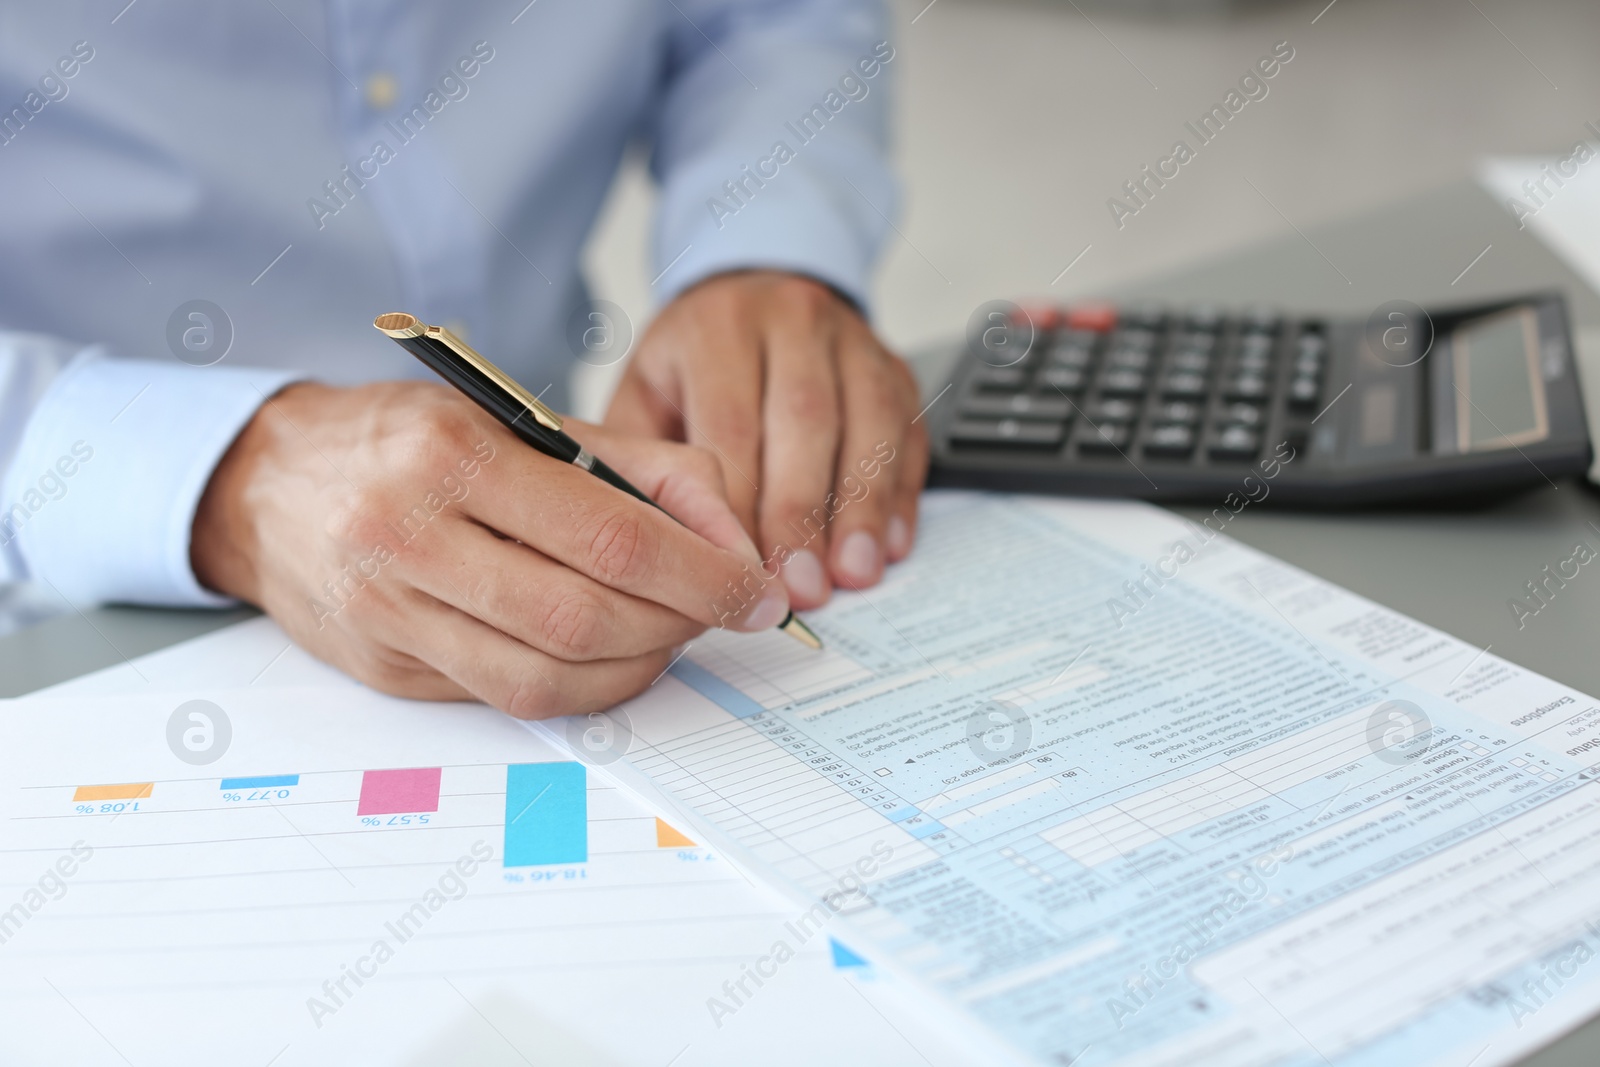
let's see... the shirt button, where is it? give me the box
[364,72,398,110]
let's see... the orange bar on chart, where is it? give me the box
[73,782,154,802]
[655,818,696,848]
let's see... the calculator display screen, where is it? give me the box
[1452,307,1548,453]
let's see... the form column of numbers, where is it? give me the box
[745,712,965,855]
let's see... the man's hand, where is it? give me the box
[605,271,929,610]
[191,381,786,718]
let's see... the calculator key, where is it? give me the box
[1219,402,1264,428]
[1293,352,1324,377]
[1235,351,1272,375]
[962,393,1073,420]
[950,417,1067,448]
[1175,331,1217,354]
[1039,366,1087,392]
[1107,348,1153,372]
[1048,343,1095,370]
[1239,333,1274,357]
[1187,305,1223,331]
[1143,423,1196,457]
[1161,372,1208,399]
[1288,376,1320,407]
[1156,400,1202,424]
[1122,304,1165,330]
[1015,304,1064,331]
[1087,397,1140,423]
[1209,425,1260,460]
[1066,303,1117,332]
[1075,420,1131,454]
[1168,351,1212,375]
[1244,307,1280,332]
[1297,332,1327,358]
[972,365,1028,389]
[1115,327,1158,351]
[1223,374,1269,401]
[1100,370,1148,395]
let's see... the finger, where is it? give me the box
[571,421,760,565]
[401,518,705,661]
[462,430,787,631]
[283,596,477,704]
[605,364,682,440]
[828,338,911,589]
[888,358,931,562]
[757,313,842,610]
[393,589,679,720]
[674,307,766,536]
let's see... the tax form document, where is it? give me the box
[573,491,1600,1067]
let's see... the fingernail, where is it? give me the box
[741,592,790,632]
[781,550,827,604]
[887,515,911,557]
[837,531,882,585]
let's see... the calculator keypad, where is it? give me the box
[946,303,1327,466]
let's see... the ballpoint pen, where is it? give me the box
[373,312,822,650]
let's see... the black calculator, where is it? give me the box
[925,293,1592,505]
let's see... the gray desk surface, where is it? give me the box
[6,177,1600,1066]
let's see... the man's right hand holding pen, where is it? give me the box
[189,380,791,719]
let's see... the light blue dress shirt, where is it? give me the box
[0,0,896,608]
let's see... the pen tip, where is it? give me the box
[778,611,823,650]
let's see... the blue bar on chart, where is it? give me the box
[503,762,587,866]
[219,774,300,790]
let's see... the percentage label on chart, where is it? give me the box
[74,805,94,814]
[360,816,382,827]
[221,792,242,802]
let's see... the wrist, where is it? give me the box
[190,381,324,602]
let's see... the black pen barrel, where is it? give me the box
[394,334,580,464]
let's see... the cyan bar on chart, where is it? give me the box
[219,774,300,790]
[504,762,587,866]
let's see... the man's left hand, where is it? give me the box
[605,271,928,610]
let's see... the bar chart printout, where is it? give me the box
[356,767,441,815]
[504,762,587,866]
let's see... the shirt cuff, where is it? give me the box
[1,353,305,608]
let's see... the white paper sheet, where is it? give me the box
[0,682,970,1066]
[565,491,1600,1067]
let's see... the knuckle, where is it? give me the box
[535,588,606,659]
[781,277,833,320]
[681,445,727,492]
[583,507,654,586]
[503,677,561,720]
[780,382,839,431]
[325,488,392,549]
[713,416,762,456]
[394,410,474,473]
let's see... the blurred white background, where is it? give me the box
[575,0,1600,414]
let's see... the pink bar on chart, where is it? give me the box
[356,768,442,815]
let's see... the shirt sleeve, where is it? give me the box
[1,339,304,608]
[646,0,898,315]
